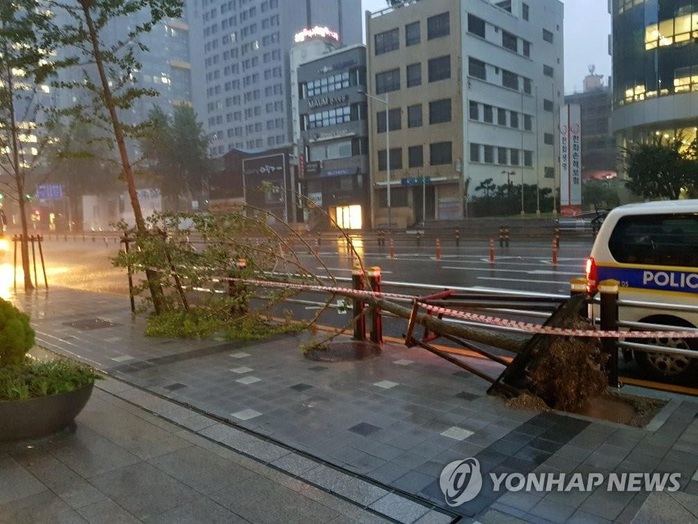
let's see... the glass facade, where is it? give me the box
[613,0,698,108]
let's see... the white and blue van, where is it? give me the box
[585,199,698,383]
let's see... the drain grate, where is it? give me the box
[64,318,121,330]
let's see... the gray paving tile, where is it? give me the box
[0,455,50,505]
[210,473,342,524]
[413,509,457,524]
[145,497,248,523]
[0,489,85,524]
[302,465,389,506]
[632,491,698,523]
[89,462,200,520]
[77,497,140,523]
[577,488,635,521]
[369,492,430,523]
[527,496,576,523]
[230,408,262,420]
[148,445,253,494]
[271,452,320,476]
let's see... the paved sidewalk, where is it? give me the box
[3,287,698,523]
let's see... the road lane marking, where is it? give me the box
[442,266,581,276]
[478,276,567,285]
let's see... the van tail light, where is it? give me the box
[585,257,598,292]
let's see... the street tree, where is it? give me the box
[37,0,185,313]
[140,105,211,212]
[622,135,698,200]
[0,1,57,290]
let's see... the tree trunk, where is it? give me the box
[3,49,34,291]
[79,1,164,313]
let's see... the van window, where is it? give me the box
[608,213,698,267]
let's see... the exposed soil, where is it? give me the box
[507,390,666,428]
[304,340,382,362]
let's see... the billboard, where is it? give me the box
[559,104,582,216]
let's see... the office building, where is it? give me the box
[365,0,563,226]
[565,68,616,181]
[610,0,698,150]
[191,0,362,158]
[297,44,369,229]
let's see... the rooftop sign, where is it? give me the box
[294,26,339,43]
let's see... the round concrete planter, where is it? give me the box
[0,383,94,441]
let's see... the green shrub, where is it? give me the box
[0,359,101,401]
[0,299,35,368]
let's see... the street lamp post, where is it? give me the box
[502,170,515,197]
[519,90,526,216]
[535,84,541,216]
[360,90,390,231]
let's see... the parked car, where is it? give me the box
[585,199,698,383]
[556,209,608,234]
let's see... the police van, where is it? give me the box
[585,199,698,383]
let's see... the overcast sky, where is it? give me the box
[360,0,612,94]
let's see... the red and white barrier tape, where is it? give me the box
[232,277,698,339]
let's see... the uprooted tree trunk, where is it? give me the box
[115,209,607,409]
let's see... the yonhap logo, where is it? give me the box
[439,458,483,506]
[439,457,681,507]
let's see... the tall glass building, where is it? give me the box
[611,0,698,145]
[189,0,362,158]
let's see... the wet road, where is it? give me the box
[5,235,595,298]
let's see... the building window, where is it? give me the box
[377,108,401,132]
[523,77,532,94]
[510,111,519,128]
[375,28,399,55]
[427,12,450,39]
[408,104,422,127]
[502,30,517,52]
[430,141,452,165]
[470,143,480,162]
[543,98,553,111]
[483,104,493,123]
[524,150,533,166]
[543,28,553,43]
[406,21,420,46]
[498,147,507,164]
[468,57,486,81]
[524,114,532,131]
[430,98,451,124]
[545,166,554,178]
[544,132,554,145]
[502,69,518,90]
[378,148,403,170]
[469,100,479,120]
[510,148,520,165]
[428,55,451,82]
[498,108,507,126]
[522,40,530,57]
[483,145,494,164]
[467,14,485,38]
[375,68,400,94]
[543,64,554,77]
[408,145,423,167]
[523,3,529,21]
[406,63,422,87]
[307,106,352,129]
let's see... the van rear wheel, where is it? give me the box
[633,316,698,384]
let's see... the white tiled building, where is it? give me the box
[365,0,563,226]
